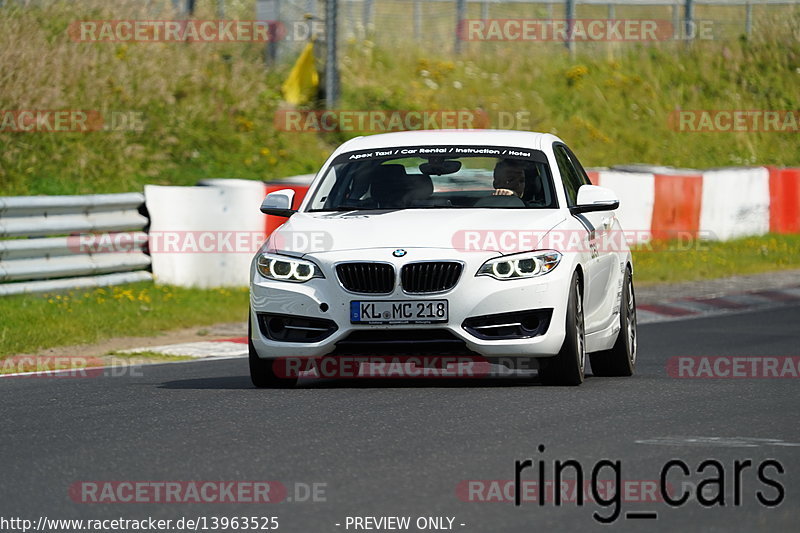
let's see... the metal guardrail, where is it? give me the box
[0,193,152,296]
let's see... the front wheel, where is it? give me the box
[249,316,298,388]
[540,271,585,386]
[590,266,637,377]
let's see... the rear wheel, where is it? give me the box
[590,266,637,377]
[540,271,585,386]
[249,316,298,388]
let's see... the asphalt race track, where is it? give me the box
[2,305,799,532]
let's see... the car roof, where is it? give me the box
[335,129,561,154]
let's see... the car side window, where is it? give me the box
[564,146,592,186]
[553,144,583,206]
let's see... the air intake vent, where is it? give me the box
[336,262,395,294]
[401,262,463,293]
[257,313,338,343]
[462,309,553,340]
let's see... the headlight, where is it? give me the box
[256,253,324,282]
[477,250,562,280]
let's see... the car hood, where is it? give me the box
[267,209,566,256]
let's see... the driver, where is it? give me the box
[492,159,527,197]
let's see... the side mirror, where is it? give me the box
[570,185,619,215]
[260,189,297,217]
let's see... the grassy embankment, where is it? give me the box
[0,2,797,357]
[0,284,248,358]
[1,2,798,195]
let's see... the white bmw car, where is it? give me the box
[249,130,637,387]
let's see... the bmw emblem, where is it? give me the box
[392,249,407,257]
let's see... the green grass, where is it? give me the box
[633,233,800,285]
[1,235,797,357]
[106,351,196,362]
[0,2,329,195]
[1,2,799,195]
[0,283,248,357]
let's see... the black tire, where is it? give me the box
[540,271,585,386]
[249,316,298,388]
[590,266,637,377]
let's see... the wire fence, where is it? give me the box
[339,0,799,51]
[6,0,800,51]
[3,0,799,104]
[259,0,800,103]
[174,0,800,52]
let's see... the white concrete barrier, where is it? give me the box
[145,180,268,288]
[700,167,770,241]
[594,171,655,245]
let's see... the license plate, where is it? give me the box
[350,300,449,324]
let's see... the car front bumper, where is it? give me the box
[250,249,573,360]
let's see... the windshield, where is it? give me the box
[307,145,557,211]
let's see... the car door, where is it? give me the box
[553,143,617,334]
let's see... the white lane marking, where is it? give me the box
[0,366,109,378]
[638,290,800,324]
[783,287,800,297]
[634,309,666,324]
[0,355,246,379]
[118,341,247,358]
[635,436,800,447]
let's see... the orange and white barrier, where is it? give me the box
[590,165,798,244]
[769,167,800,234]
[144,167,798,287]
